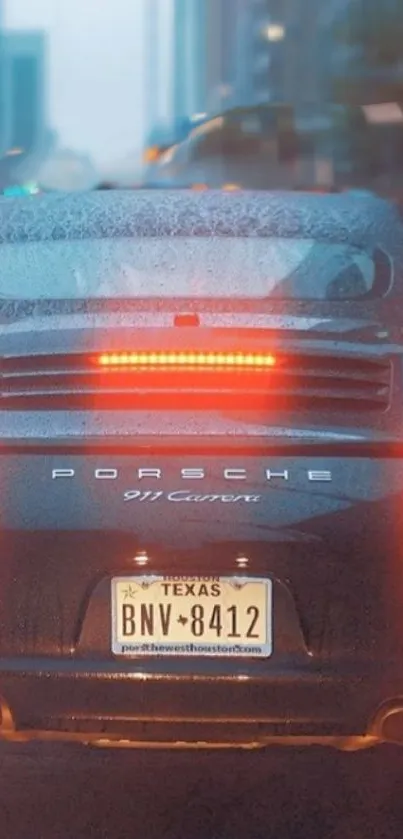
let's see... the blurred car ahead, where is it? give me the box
[143,104,300,191]
[142,102,403,194]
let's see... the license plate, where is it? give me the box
[111,576,272,658]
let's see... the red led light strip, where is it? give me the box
[98,352,276,368]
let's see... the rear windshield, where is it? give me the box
[0,236,388,301]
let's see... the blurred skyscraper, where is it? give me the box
[172,0,206,120]
[144,0,176,152]
[205,0,250,113]
[144,0,161,137]
[319,0,403,105]
[0,2,5,153]
[246,0,326,105]
[164,0,362,141]
[170,0,330,122]
[0,29,52,189]
[2,31,46,154]
[234,0,356,107]
[171,0,248,125]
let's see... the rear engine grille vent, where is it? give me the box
[0,351,392,412]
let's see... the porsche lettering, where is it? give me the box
[52,467,333,482]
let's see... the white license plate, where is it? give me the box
[111,576,272,658]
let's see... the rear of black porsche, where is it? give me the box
[0,320,403,750]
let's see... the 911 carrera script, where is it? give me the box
[123,490,261,503]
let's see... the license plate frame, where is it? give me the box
[111,575,272,658]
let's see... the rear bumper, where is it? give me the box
[0,657,401,750]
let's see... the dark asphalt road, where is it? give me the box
[0,743,402,838]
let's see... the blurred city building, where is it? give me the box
[170,0,247,126]
[205,0,247,113]
[144,0,160,140]
[0,28,54,190]
[172,0,206,119]
[168,0,335,124]
[248,0,336,105]
[143,0,175,162]
[144,0,172,135]
[322,0,403,105]
[2,31,46,154]
[0,1,5,153]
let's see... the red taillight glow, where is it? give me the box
[97,352,277,368]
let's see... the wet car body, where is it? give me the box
[0,189,403,750]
